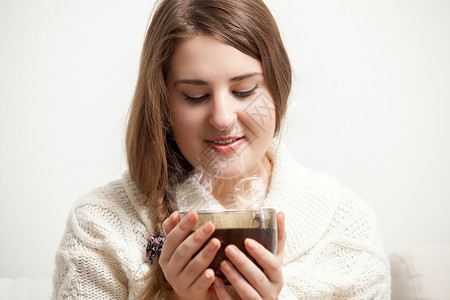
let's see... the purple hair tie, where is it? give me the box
[146,233,166,264]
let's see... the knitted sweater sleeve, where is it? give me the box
[52,198,134,299]
[279,189,391,299]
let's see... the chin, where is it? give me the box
[211,170,246,180]
[196,160,248,179]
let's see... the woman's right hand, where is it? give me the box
[160,211,221,300]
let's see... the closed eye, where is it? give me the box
[183,84,259,103]
[233,84,259,98]
[183,93,209,103]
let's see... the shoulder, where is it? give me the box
[60,174,151,252]
[269,142,373,222]
[269,143,386,258]
[329,187,380,243]
[74,173,144,212]
[268,141,340,189]
[73,177,130,217]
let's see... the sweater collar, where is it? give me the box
[265,143,342,263]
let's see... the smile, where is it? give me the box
[210,138,239,145]
[205,136,244,153]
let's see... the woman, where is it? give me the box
[53,0,391,299]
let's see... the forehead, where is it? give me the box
[167,35,263,81]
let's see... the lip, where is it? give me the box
[205,136,244,153]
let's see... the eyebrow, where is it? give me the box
[230,72,263,82]
[173,72,262,86]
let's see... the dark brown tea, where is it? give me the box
[181,208,278,283]
[200,227,277,281]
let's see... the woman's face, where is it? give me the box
[166,35,276,179]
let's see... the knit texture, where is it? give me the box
[52,143,390,299]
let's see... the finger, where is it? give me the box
[276,211,287,259]
[224,244,269,294]
[245,238,283,284]
[169,221,216,274]
[220,260,260,300]
[181,238,220,286]
[214,277,233,300]
[159,212,197,264]
[187,268,216,295]
[162,211,179,236]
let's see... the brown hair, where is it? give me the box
[126,0,292,298]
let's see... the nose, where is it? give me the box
[208,93,237,131]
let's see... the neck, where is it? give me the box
[210,153,273,209]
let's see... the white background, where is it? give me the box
[1,0,449,280]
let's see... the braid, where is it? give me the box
[139,193,178,299]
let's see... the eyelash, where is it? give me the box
[184,84,259,103]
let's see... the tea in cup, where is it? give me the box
[180,208,277,281]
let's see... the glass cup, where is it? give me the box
[180,208,277,281]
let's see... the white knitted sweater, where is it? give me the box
[53,144,391,299]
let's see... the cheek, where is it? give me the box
[171,103,193,130]
[170,108,205,153]
[172,110,203,130]
[239,96,277,138]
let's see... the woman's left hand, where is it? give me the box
[214,212,286,300]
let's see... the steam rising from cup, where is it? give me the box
[175,150,269,210]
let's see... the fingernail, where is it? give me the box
[221,260,231,273]
[185,212,195,224]
[245,238,258,251]
[202,223,214,235]
[225,245,238,259]
[205,269,214,279]
[208,239,219,251]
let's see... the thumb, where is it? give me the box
[276,211,286,260]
